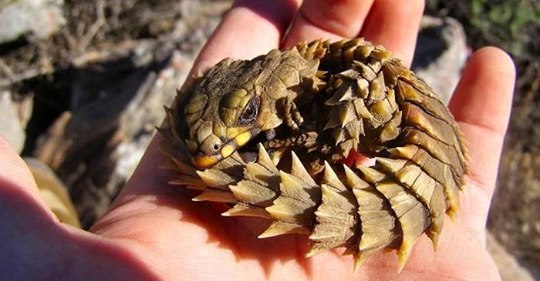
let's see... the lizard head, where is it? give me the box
[181,56,286,169]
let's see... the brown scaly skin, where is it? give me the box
[161,38,469,272]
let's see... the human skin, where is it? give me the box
[0,0,515,280]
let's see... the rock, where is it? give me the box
[34,44,194,226]
[487,232,536,281]
[492,147,540,278]
[0,0,65,44]
[32,0,232,227]
[412,16,470,104]
[0,90,32,152]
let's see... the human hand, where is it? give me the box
[0,1,515,280]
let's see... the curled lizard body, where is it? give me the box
[161,39,469,271]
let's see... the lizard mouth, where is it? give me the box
[192,153,222,169]
[192,128,261,169]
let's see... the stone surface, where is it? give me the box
[35,47,195,226]
[487,232,536,281]
[0,0,65,43]
[0,90,32,152]
[33,0,230,227]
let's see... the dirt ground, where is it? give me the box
[1,0,539,277]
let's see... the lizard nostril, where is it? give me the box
[199,135,223,155]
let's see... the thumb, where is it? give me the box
[0,136,58,221]
[0,136,65,276]
[0,136,158,280]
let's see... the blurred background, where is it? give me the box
[0,0,538,280]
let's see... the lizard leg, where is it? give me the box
[263,131,319,164]
[264,131,318,150]
[277,97,304,130]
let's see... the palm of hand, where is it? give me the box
[0,1,514,280]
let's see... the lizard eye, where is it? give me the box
[237,97,260,126]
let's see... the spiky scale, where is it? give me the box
[308,184,358,255]
[222,203,271,219]
[352,186,397,262]
[290,152,317,186]
[229,180,275,204]
[322,161,346,191]
[308,163,359,255]
[375,182,429,271]
[197,169,237,190]
[192,190,237,203]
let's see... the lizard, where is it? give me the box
[160,38,469,271]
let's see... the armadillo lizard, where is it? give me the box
[160,38,469,271]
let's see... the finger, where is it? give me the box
[192,0,300,73]
[449,47,515,232]
[451,47,515,193]
[0,139,157,281]
[283,0,374,47]
[360,0,424,66]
